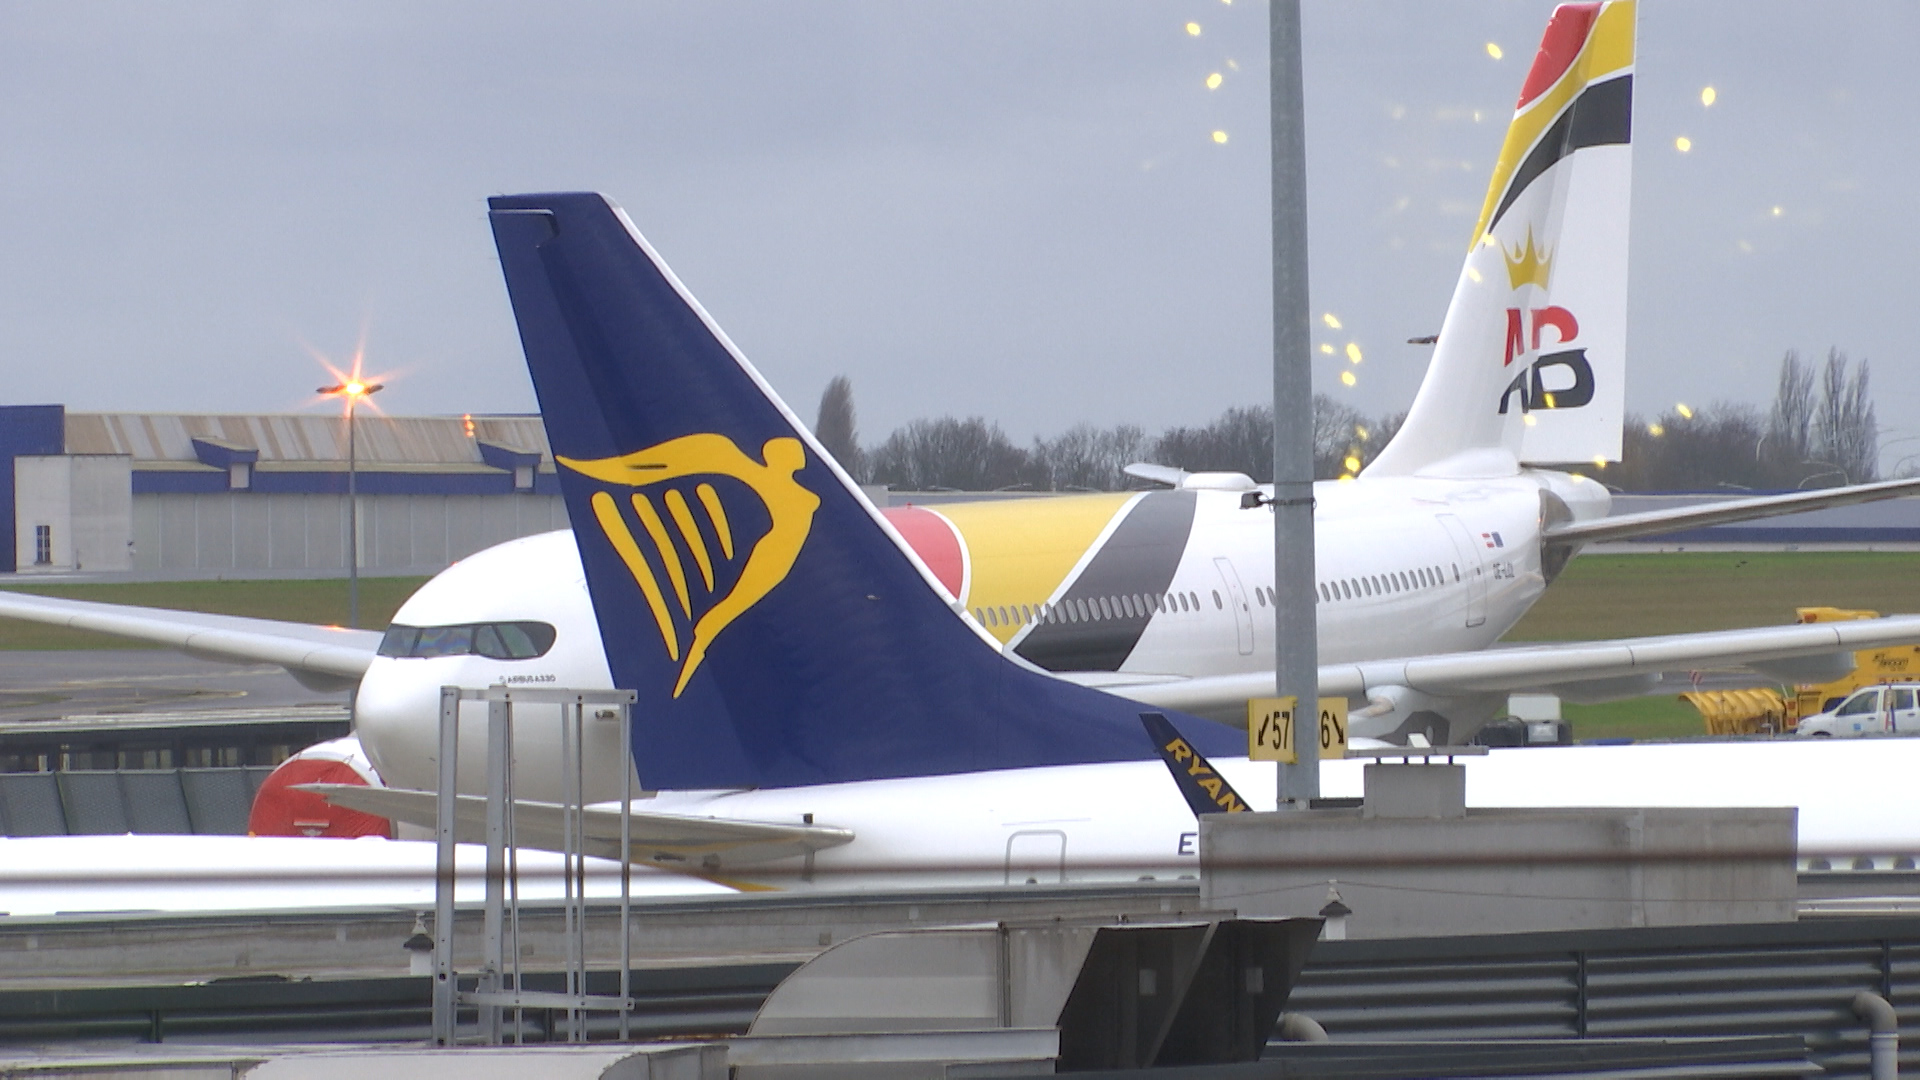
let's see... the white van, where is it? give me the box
[1796,683,1920,737]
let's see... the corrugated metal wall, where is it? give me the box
[1288,918,1920,1080]
[129,492,568,574]
[66,413,552,466]
[0,767,271,836]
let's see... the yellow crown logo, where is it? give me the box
[1502,228,1554,291]
[560,434,819,698]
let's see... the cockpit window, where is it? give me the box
[379,621,557,660]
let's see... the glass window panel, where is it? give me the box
[378,625,419,658]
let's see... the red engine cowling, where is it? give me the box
[247,736,394,838]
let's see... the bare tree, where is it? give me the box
[1765,349,1814,475]
[1812,349,1877,485]
[1033,423,1154,491]
[1154,406,1274,481]
[813,375,866,482]
[867,417,1042,491]
[1309,394,1380,479]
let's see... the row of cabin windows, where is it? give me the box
[973,589,1223,629]
[972,560,1464,628]
[1315,564,1456,604]
[1243,564,1459,608]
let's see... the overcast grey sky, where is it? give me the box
[3,1,1916,458]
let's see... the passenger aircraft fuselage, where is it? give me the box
[354,468,1607,805]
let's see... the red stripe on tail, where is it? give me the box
[1517,3,1601,109]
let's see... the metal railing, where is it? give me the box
[431,684,638,1046]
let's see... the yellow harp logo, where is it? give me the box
[560,434,820,697]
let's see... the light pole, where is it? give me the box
[318,378,385,627]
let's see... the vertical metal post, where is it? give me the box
[572,701,589,1042]
[619,699,633,1041]
[346,398,359,630]
[506,695,523,1045]
[1271,0,1321,806]
[481,696,511,1044]
[561,699,582,1042]
[432,686,460,1046]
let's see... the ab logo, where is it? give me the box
[1495,228,1593,415]
[560,434,820,697]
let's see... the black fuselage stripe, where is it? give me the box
[1017,491,1197,672]
[1491,74,1633,234]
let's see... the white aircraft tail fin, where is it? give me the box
[1365,0,1634,477]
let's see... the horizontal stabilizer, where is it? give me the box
[300,784,853,870]
[1123,463,1189,488]
[0,590,378,689]
[1544,476,1920,545]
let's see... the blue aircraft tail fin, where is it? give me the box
[488,193,1241,790]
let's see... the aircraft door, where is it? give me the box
[1833,687,1882,734]
[1213,557,1255,656]
[1435,514,1488,628]
[1005,829,1067,884]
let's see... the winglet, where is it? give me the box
[1142,712,1252,817]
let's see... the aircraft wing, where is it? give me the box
[1545,477,1920,545]
[0,589,379,691]
[1094,614,1920,725]
[302,784,855,870]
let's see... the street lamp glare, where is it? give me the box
[318,381,385,399]
[315,376,385,629]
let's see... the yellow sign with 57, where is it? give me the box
[1248,696,1349,763]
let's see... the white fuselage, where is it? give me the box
[353,469,1609,806]
[15,736,1918,914]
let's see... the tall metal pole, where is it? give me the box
[1271,0,1321,807]
[347,398,359,630]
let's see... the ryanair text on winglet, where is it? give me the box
[1160,737,1249,813]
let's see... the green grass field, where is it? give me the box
[1504,551,1920,640]
[4,551,1913,739]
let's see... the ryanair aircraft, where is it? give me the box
[8,1,1920,900]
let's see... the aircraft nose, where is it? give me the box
[353,657,441,794]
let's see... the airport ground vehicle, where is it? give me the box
[1796,683,1920,738]
[1679,608,1920,734]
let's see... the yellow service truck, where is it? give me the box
[1679,607,1920,735]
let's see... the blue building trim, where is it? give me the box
[0,405,67,572]
[132,471,229,495]
[476,440,541,472]
[189,438,259,470]
[1629,526,1920,545]
[130,469,561,497]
